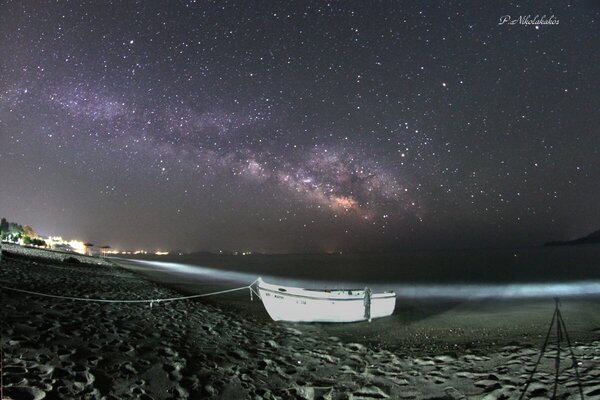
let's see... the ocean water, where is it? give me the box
[118,244,600,300]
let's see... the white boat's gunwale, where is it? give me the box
[257,282,396,301]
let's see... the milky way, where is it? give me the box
[1,1,599,252]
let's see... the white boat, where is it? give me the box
[255,277,396,323]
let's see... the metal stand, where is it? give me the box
[519,298,585,400]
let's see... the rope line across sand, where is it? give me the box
[0,278,260,305]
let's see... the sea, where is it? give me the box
[116,244,600,300]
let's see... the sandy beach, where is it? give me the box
[2,249,600,399]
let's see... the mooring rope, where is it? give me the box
[0,278,260,306]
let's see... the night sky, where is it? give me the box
[1,1,599,253]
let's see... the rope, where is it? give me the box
[363,287,372,322]
[249,286,261,300]
[0,278,260,305]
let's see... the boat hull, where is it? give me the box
[257,279,396,323]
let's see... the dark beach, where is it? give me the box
[2,244,600,399]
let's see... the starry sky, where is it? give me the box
[1,1,599,253]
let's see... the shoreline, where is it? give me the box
[116,256,600,356]
[1,242,115,267]
[116,244,600,284]
[1,250,600,399]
